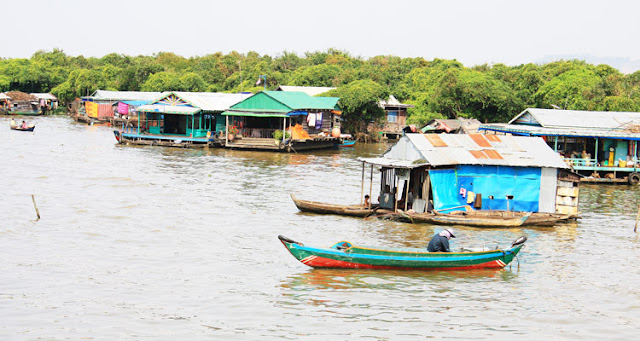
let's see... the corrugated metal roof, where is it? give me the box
[479,123,640,140]
[30,93,57,100]
[379,95,414,109]
[136,104,200,115]
[89,90,165,101]
[276,85,336,96]
[171,92,250,111]
[510,108,640,130]
[229,91,339,114]
[360,133,568,169]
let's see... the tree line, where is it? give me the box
[2,48,640,132]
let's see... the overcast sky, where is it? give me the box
[3,0,640,71]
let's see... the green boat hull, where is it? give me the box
[279,235,526,270]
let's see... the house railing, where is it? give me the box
[239,128,278,139]
[564,157,638,171]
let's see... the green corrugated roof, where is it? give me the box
[228,91,339,112]
[313,96,341,110]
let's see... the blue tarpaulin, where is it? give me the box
[429,169,461,211]
[430,165,542,212]
[287,110,308,116]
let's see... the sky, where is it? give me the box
[3,0,640,72]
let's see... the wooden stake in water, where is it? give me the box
[634,205,640,233]
[32,195,41,220]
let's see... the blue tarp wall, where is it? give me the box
[429,165,542,212]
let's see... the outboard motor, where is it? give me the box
[511,236,527,247]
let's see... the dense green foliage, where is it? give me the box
[3,48,640,131]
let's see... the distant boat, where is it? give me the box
[278,235,528,270]
[10,124,35,132]
[7,111,43,116]
[339,140,356,147]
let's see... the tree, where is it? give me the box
[325,80,389,133]
[288,64,342,87]
[141,72,180,91]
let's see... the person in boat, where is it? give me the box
[11,118,16,127]
[21,120,27,129]
[364,195,370,207]
[427,228,456,252]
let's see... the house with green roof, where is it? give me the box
[113,91,249,147]
[221,91,343,151]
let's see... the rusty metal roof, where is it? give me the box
[360,133,568,169]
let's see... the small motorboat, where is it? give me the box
[338,140,356,147]
[10,124,35,132]
[278,235,527,270]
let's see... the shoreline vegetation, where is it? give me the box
[2,48,640,133]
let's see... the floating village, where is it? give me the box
[3,86,640,270]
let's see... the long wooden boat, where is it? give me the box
[278,235,527,270]
[291,195,576,226]
[403,211,532,227]
[404,210,575,227]
[291,194,381,217]
[7,111,43,116]
[10,124,35,132]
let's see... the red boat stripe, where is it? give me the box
[302,255,506,270]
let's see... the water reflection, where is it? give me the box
[282,268,518,292]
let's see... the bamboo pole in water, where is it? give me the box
[31,194,40,220]
[368,164,373,209]
[360,162,365,205]
[634,205,640,233]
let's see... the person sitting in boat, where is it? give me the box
[21,121,27,129]
[364,195,370,207]
[427,228,456,252]
[10,118,16,127]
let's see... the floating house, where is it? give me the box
[0,93,10,113]
[421,118,481,134]
[3,91,41,115]
[221,91,342,152]
[359,133,580,216]
[81,90,164,123]
[479,108,640,184]
[378,95,414,139]
[31,93,58,113]
[113,91,248,147]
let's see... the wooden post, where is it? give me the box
[31,195,40,220]
[225,115,229,145]
[283,117,286,143]
[595,138,599,169]
[634,205,640,233]
[137,112,140,134]
[404,171,410,211]
[394,172,398,213]
[360,162,365,205]
[368,164,373,208]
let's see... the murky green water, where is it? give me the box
[1,116,639,339]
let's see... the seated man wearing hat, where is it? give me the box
[427,228,456,252]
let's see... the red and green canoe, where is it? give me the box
[278,235,527,270]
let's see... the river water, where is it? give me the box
[1,116,639,340]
